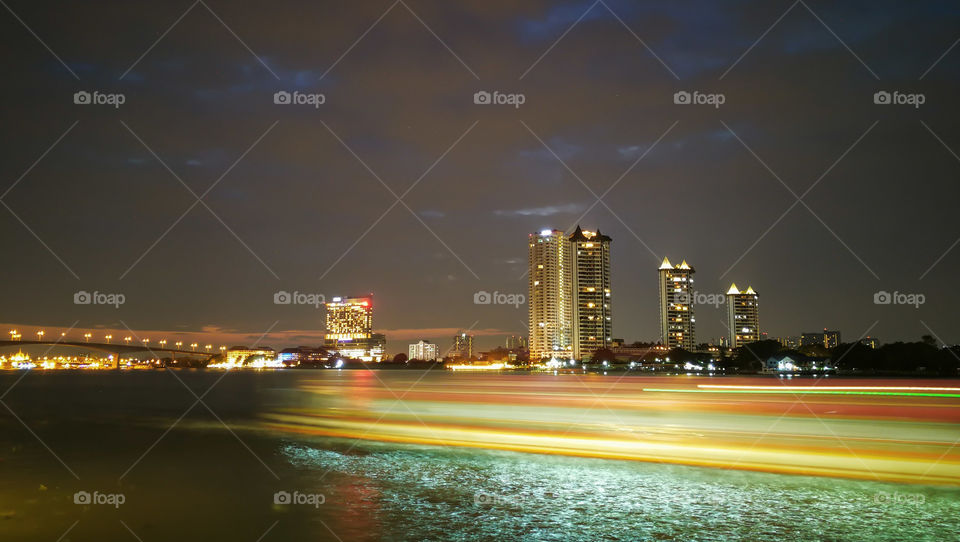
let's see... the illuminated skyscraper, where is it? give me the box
[324,295,383,361]
[658,257,696,350]
[452,331,473,359]
[726,284,759,348]
[569,227,612,359]
[528,229,573,361]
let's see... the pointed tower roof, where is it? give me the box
[678,260,691,270]
[745,286,757,295]
[659,257,673,270]
[726,283,740,295]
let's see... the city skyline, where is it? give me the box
[1,2,958,353]
[3,3,960,540]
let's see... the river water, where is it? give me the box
[1,370,958,541]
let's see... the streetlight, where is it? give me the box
[36,330,44,341]
[159,340,167,348]
[84,333,92,343]
[124,336,132,346]
[175,341,183,349]
[9,330,18,341]
[190,343,198,351]
[205,344,212,352]
[105,334,112,344]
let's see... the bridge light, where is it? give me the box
[124,336,132,345]
[84,333,92,343]
[36,331,44,340]
[105,334,112,343]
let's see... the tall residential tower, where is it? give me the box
[528,229,574,360]
[569,227,612,359]
[658,258,696,350]
[726,284,759,348]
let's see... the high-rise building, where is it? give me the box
[324,295,383,361]
[658,257,696,350]
[409,340,438,361]
[726,284,760,348]
[452,332,474,359]
[569,227,612,359]
[505,335,527,350]
[528,229,574,361]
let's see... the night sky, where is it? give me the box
[1,0,959,354]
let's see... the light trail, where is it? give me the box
[645,388,960,398]
[699,384,960,392]
[261,374,960,485]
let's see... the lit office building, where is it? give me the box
[324,295,383,361]
[452,332,474,359]
[726,284,760,348]
[409,340,439,361]
[569,227,612,360]
[658,257,696,350]
[528,229,574,361]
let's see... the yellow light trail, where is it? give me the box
[262,374,960,486]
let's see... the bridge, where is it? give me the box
[0,340,218,368]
